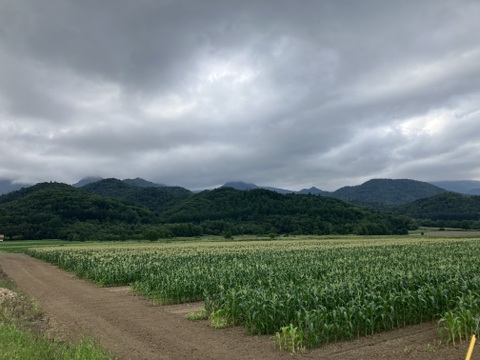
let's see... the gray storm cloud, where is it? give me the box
[0,0,479,190]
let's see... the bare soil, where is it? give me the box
[0,253,477,360]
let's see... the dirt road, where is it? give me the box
[0,253,474,360]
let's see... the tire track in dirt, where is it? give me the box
[0,253,474,360]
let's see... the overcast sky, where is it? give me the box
[1,0,479,191]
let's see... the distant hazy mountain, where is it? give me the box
[430,180,480,194]
[73,176,166,189]
[222,181,259,190]
[222,181,295,194]
[296,187,330,195]
[262,186,294,194]
[72,176,103,188]
[0,179,29,195]
[332,179,447,207]
[122,178,166,188]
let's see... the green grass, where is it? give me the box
[0,240,70,253]
[0,235,341,254]
[0,235,273,253]
[0,323,111,360]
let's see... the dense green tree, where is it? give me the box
[395,192,480,228]
[331,179,447,209]
[0,182,158,240]
[161,188,413,236]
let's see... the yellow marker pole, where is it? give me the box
[465,334,476,360]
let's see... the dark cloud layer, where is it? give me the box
[1,0,479,190]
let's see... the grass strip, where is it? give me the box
[0,322,112,360]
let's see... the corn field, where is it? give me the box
[26,237,480,348]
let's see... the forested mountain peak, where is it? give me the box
[222,181,259,190]
[81,178,132,193]
[80,178,192,213]
[332,178,446,207]
[222,181,296,194]
[122,178,166,188]
[296,187,330,195]
[72,176,103,188]
[0,182,71,205]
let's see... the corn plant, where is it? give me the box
[274,324,304,353]
[26,237,480,348]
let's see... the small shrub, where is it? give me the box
[185,308,208,321]
[210,309,231,329]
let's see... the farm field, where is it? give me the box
[24,236,480,351]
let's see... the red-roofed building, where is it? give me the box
[0,235,4,241]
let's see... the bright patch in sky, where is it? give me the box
[205,63,255,84]
[141,94,197,119]
[399,109,450,137]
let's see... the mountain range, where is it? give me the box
[221,181,328,195]
[1,176,479,241]
[223,179,480,198]
[222,178,447,208]
[0,180,416,240]
[79,177,446,210]
[1,177,479,197]
[0,176,475,220]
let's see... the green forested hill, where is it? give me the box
[0,181,419,241]
[80,178,192,213]
[0,182,158,240]
[332,179,446,208]
[161,187,416,236]
[395,192,480,228]
[122,177,166,187]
